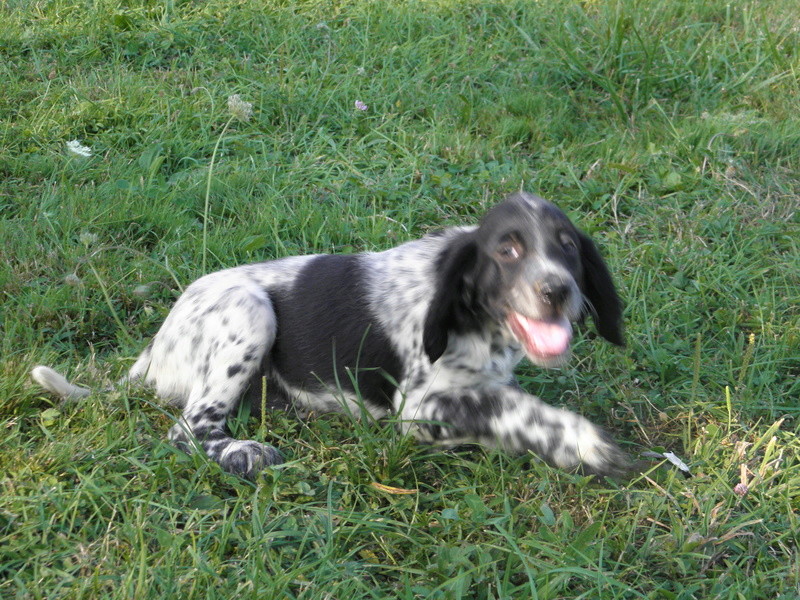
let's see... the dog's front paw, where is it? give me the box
[560,419,630,478]
[218,440,283,479]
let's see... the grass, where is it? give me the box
[1,0,799,597]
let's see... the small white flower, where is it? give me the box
[354,100,368,111]
[227,94,253,122]
[66,140,92,157]
[64,273,82,286]
[356,67,366,76]
[79,232,99,247]
[132,284,152,298]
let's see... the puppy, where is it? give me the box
[33,192,628,478]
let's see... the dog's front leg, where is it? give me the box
[400,385,629,478]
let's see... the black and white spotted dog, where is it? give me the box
[32,192,628,478]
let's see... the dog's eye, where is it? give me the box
[560,232,578,254]
[496,238,523,262]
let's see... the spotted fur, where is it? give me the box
[32,192,628,478]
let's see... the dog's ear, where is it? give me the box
[577,230,624,346]
[423,236,479,363]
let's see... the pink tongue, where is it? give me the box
[508,313,572,358]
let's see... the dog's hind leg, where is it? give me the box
[157,282,282,478]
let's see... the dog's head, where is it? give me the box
[423,192,624,367]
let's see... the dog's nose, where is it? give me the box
[538,277,570,306]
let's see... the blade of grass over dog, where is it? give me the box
[2,0,800,598]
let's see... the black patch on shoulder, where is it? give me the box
[269,255,402,408]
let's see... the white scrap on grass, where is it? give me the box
[663,452,691,474]
[642,451,692,476]
[66,140,92,157]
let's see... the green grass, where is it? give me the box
[1,0,799,597]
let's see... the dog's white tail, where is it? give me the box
[31,366,91,400]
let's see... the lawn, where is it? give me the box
[1,0,799,598]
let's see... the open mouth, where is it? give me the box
[507,312,573,362]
